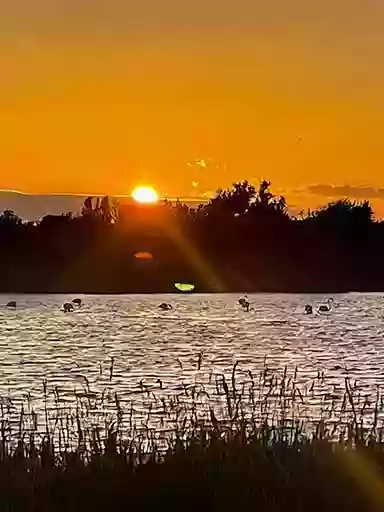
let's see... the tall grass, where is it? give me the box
[1,363,384,510]
[3,361,383,452]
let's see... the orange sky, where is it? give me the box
[1,1,384,213]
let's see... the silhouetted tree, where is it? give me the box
[308,199,373,230]
[0,209,22,225]
[0,180,382,293]
[82,197,94,217]
[205,181,256,217]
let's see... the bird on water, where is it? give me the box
[318,298,334,313]
[159,303,173,311]
[238,296,250,312]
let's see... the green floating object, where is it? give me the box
[174,283,195,292]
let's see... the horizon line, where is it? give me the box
[0,189,209,203]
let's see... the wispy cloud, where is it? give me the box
[306,184,384,200]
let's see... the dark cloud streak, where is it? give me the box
[306,184,384,200]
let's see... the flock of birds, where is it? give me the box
[4,298,83,312]
[5,299,174,313]
[3,297,334,315]
[305,298,334,314]
[237,296,334,315]
[159,297,335,315]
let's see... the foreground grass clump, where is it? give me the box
[1,363,384,511]
[0,427,383,511]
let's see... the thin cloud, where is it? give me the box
[306,184,384,200]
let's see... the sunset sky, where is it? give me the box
[2,0,384,214]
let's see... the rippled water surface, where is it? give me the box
[0,293,383,432]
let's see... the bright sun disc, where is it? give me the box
[132,186,159,204]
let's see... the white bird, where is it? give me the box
[318,298,334,313]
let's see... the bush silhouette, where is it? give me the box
[0,181,381,293]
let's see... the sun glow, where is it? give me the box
[132,186,159,204]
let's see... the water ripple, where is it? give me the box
[0,293,383,425]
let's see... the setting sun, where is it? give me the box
[132,186,159,204]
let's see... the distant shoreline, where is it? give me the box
[0,287,383,295]
[1,181,384,298]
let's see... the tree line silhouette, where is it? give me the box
[0,180,382,293]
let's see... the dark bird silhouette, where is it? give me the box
[6,301,16,309]
[159,303,173,311]
[72,298,82,306]
[318,298,333,313]
[238,297,250,312]
[305,304,313,315]
[63,303,74,313]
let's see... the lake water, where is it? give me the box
[0,293,383,440]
